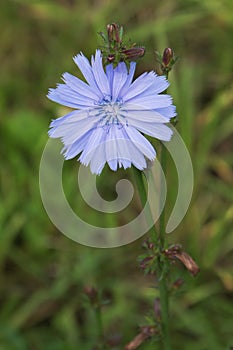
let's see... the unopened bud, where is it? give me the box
[107,23,121,44]
[162,48,174,67]
[121,47,145,60]
[107,24,114,42]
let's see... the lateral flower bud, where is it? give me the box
[162,48,174,67]
[121,47,145,61]
[155,47,178,77]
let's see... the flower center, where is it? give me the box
[103,102,120,118]
[96,99,125,128]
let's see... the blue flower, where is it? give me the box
[47,50,176,174]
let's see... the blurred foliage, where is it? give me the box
[0,0,233,349]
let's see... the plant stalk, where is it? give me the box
[95,304,106,349]
[133,159,172,349]
[132,167,158,244]
[158,145,172,350]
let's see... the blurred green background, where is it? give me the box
[0,0,233,349]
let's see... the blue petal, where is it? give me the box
[112,62,128,101]
[123,71,157,101]
[89,136,108,174]
[91,50,110,97]
[130,120,173,141]
[62,121,97,145]
[113,127,147,170]
[148,76,170,94]
[124,94,173,109]
[128,75,169,100]
[124,126,156,160]
[47,85,95,109]
[120,108,170,123]
[106,64,114,95]
[73,52,102,96]
[50,107,102,128]
[50,110,85,128]
[62,72,100,100]
[49,116,96,145]
[64,130,93,159]
[79,127,106,167]
[118,62,136,98]
[105,126,118,171]
[154,105,177,119]
[103,126,130,171]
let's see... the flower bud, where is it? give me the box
[99,24,145,66]
[107,24,114,42]
[107,23,121,44]
[121,47,145,61]
[162,48,174,67]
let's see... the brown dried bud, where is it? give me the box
[121,47,145,60]
[162,48,174,67]
[125,326,157,350]
[164,245,200,276]
[175,251,200,276]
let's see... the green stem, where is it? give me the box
[132,159,172,349]
[158,272,171,349]
[132,167,158,244]
[95,305,106,349]
[157,144,172,350]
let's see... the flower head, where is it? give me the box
[47,50,176,174]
